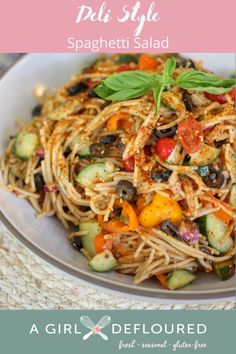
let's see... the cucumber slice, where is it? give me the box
[213,259,235,281]
[76,162,110,187]
[229,184,236,209]
[199,214,233,253]
[189,143,220,166]
[166,144,182,164]
[79,221,102,257]
[89,250,118,272]
[14,132,38,161]
[167,269,196,290]
[69,136,92,158]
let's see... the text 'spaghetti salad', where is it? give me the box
[1,54,235,290]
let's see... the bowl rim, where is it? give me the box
[0,53,235,302]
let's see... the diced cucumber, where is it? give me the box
[14,132,38,161]
[189,143,220,166]
[213,259,235,281]
[79,221,102,257]
[76,162,110,187]
[167,269,197,290]
[199,214,233,253]
[89,250,118,272]
[166,144,182,164]
[69,136,92,158]
[229,184,236,209]
[116,54,139,64]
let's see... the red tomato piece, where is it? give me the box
[155,138,176,161]
[116,65,133,73]
[177,120,203,154]
[122,156,135,172]
[228,87,236,101]
[204,92,227,104]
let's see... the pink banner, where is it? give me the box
[0,0,235,52]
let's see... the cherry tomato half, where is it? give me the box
[177,119,203,154]
[155,138,176,161]
[205,87,236,104]
[122,156,135,172]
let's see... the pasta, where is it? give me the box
[1,53,235,290]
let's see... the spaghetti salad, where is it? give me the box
[1,54,235,290]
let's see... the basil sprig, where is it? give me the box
[94,57,235,113]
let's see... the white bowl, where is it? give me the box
[0,53,235,302]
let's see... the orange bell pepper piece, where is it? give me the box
[107,112,132,131]
[213,209,231,225]
[156,274,169,290]
[94,233,113,254]
[138,54,158,71]
[98,200,139,232]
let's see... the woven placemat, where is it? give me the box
[0,54,235,310]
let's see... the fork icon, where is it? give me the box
[80,315,111,341]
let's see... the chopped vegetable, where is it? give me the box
[67,81,87,96]
[177,119,203,154]
[122,156,135,172]
[76,162,110,187]
[205,87,235,103]
[116,65,134,73]
[156,274,169,289]
[139,193,182,228]
[160,220,180,238]
[80,221,102,257]
[14,132,39,161]
[116,54,139,65]
[138,54,158,70]
[34,173,45,192]
[202,166,224,188]
[116,180,137,201]
[213,259,235,281]
[89,250,118,272]
[155,138,176,161]
[167,269,197,290]
[154,126,177,138]
[199,214,233,253]
[107,112,132,131]
[98,199,139,232]
[189,143,220,166]
[94,233,113,254]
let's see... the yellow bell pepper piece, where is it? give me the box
[139,193,182,228]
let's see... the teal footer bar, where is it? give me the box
[0,310,235,353]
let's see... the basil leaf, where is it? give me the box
[100,71,154,91]
[94,82,150,101]
[153,84,165,113]
[176,71,236,94]
[102,87,150,101]
[94,82,116,100]
[163,57,176,79]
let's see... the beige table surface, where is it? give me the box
[0,54,235,310]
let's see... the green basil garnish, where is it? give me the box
[94,58,235,114]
